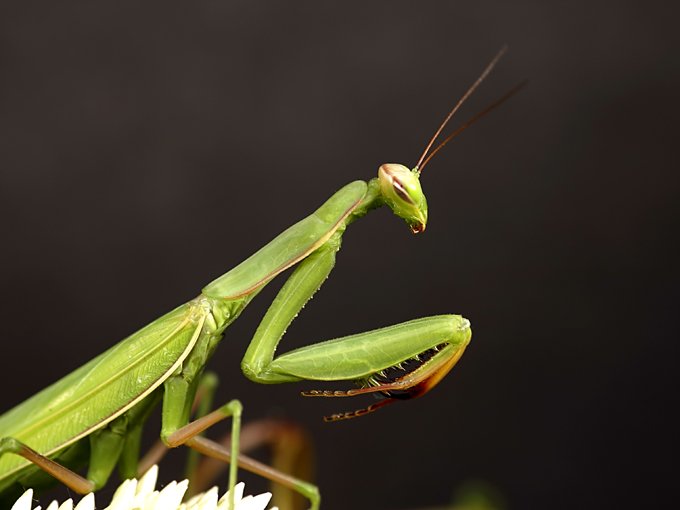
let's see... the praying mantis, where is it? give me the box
[0,48,519,510]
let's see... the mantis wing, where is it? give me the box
[0,301,205,481]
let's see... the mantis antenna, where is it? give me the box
[414,45,518,174]
[418,80,527,172]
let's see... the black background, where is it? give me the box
[0,2,678,509]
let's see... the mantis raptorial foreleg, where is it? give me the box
[238,232,471,420]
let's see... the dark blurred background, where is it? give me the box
[0,1,678,509]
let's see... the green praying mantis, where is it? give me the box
[0,48,519,510]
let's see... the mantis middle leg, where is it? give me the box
[159,368,320,509]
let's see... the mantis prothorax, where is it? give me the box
[0,47,519,510]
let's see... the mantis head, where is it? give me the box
[376,46,524,236]
[378,163,428,234]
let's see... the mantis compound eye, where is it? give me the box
[378,163,428,234]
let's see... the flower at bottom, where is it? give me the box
[10,465,278,510]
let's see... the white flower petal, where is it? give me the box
[245,493,273,510]
[184,486,218,510]
[217,482,245,509]
[236,493,272,510]
[10,489,33,510]
[73,493,94,510]
[155,479,188,510]
[141,490,160,509]
[11,465,277,510]
[104,478,137,510]
[136,465,159,498]
[57,500,73,510]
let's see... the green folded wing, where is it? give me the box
[0,301,205,481]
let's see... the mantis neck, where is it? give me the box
[345,178,384,225]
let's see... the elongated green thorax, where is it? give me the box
[203,168,429,306]
[202,181,368,301]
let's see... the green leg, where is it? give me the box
[239,232,471,424]
[118,391,162,480]
[160,374,319,510]
[0,417,128,494]
[168,400,242,508]
[181,372,315,510]
[241,237,339,383]
[160,373,242,510]
[185,371,219,491]
[241,234,471,387]
[0,437,94,494]
[86,414,129,489]
[191,418,315,510]
[134,373,220,485]
[184,436,320,510]
[0,392,162,496]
